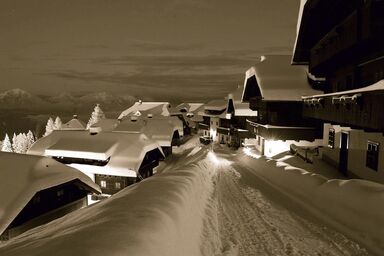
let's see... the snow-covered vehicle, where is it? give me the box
[199,136,212,145]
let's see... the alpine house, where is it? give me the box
[293,0,384,181]
[243,55,323,157]
[114,115,182,156]
[0,152,100,240]
[27,130,164,196]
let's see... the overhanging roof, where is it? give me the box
[243,55,320,101]
[0,152,100,237]
[28,130,164,176]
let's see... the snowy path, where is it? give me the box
[0,141,375,256]
[201,150,368,256]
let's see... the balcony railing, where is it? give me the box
[310,11,358,72]
[303,88,384,131]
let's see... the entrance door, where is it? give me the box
[339,132,349,175]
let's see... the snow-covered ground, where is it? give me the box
[0,139,382,255]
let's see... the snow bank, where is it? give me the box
[242,154,384,254]
[0,150,216,256]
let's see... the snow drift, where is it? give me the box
[0,149,215,256]
[240,153,384,255]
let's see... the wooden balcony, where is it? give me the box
[310,11,358,74]
[198,123,209,130]
[303,88,384,131]
[248,121,319,141]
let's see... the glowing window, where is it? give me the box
[328,129,335,148]
[115,182,121,190]
[100,180,107,188]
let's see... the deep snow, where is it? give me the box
[0,139,381,255]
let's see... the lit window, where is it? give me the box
[115,182,121,190]
[100,180,107,188]
[328,129,335,148]
[366,141,379,171]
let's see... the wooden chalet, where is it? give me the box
[28,130,164,196]
[197,100,229,143]
[243,55,323,156]
[293,0,384,182]
[0,152,100,240]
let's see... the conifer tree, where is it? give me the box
[26,130,35,150]
[18,133,28,154]
[54,116,62,130]
[44,117,55,137]
[86,104,106,129]
[12,133,17,151]
[1,133,13,152]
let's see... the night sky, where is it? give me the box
[0,0,299,102]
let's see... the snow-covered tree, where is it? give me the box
[26,130,35,150]
[12,133,17,151]
[44,117,55,137]
[54,116,62,130]
[15,133,28,154]
[1,134,13,152]
[86,104,106,129]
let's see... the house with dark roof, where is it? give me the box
[0,152,100,240]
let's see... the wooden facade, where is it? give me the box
[294,0,384,132]
[249,98,322,141]
[1,180,90,240]
[308,0,384,82]
[303,90,384,131]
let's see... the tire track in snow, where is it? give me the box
[201,153,368,256]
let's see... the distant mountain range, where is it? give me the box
[0,89,137,138]
[0,89,137,112]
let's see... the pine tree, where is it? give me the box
[18,133,28,154]
[86,104,106,129]
[26,130,35,150]
[12,133,17,151]
[44,117,55,137]
[1,133,13,152]
[54,116,62,130]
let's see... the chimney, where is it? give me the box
[73,115,78,119]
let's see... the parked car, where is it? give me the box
[200,136,212,145]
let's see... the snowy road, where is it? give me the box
[0,140,375,256]
[200,149,368,256]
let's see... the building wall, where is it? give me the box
[322,123,384,183]
[210,117,220,142]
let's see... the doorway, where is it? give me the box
[339,132,349,175]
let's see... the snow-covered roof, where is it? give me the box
[242,55,320,101]
[118,102,171,120]
[114,116,182,147]
[198,100,229,119]
[28,130,164,177]
[228,86,258,117]
[292,0,308,64]
[204,100,227,111]
[302,79,384,99]
[90,118,119,132]
[61,116,86,130]
[0,152,100,237]
[176,103,204,113]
